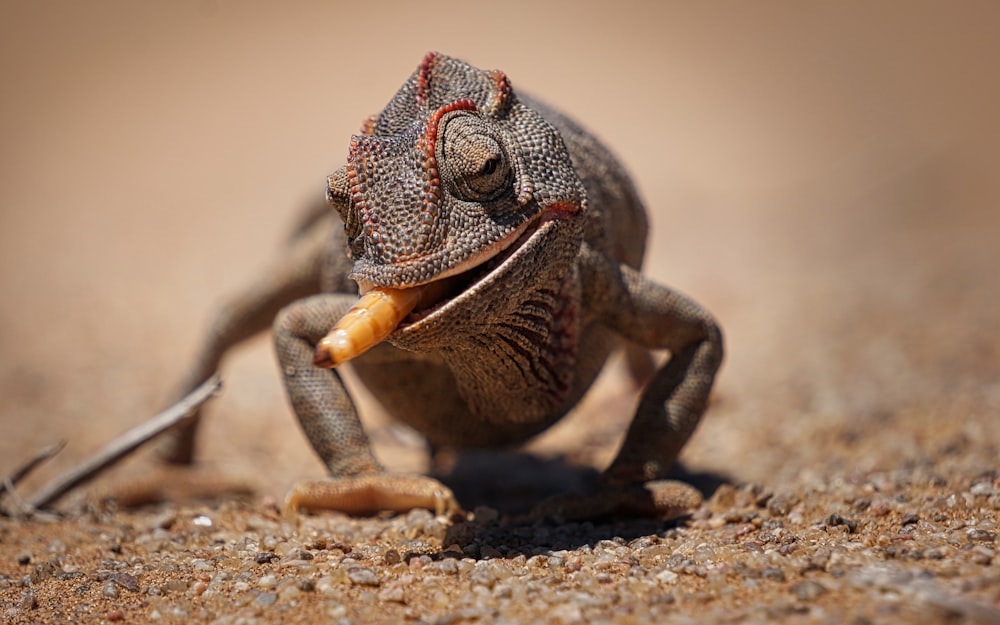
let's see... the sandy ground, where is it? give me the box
[1,2,998,623]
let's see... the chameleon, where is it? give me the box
[160,52,724,520]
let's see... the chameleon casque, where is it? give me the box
[161,52,724,520]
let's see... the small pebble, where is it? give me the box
[29,560,62,584]
[346,567,380,587]
[192,515,213,528]
[767,493,795,517]
[966,529,996,543]
[188,580,208,596]
[408,555,433,571]
[970,482,996,496]
[384,549,401,565]
[253,591,278,607]
[110,572,140,592]
[101,581,120,598]
[656,569,678,583]
[161,579,189,594]
[328,541,353,554]
[969,546,994,565]
[378,581,406,603]
[430,558,459,575]
[284,547,314,561]
[824,513,858,533]
[761,567,786,582]
[258,574,278,589]
[869,500,892,517]
[279,584,301,601]
[792,580,827,601]
[18,590,36,610]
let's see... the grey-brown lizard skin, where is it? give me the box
[160,52,723,519]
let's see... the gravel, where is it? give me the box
[1,470,998,624]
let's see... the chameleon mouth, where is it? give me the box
[398,215,541,324]
[398,200,583,330]
[355,215,536,309]
[312,214,543,368]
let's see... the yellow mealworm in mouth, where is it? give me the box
[313,286,426,368]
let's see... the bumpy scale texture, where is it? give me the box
[160,52,724,520]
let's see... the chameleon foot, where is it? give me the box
[530,479,702,521]
[284,474,461,517]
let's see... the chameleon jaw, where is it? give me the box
[312,216,539,368]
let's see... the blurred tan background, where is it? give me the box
[2,1,998,502]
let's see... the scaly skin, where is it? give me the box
[159,52,724,520]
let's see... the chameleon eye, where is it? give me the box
[441,113,512,201]
[479,157,498,176]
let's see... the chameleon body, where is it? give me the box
[162,53,724,519]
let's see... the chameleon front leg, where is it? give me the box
[603,270,723,484]
[536,254,723,520]
[272,294,460,516]
[604,263,723,516]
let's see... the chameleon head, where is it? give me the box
[315,54,589,367]
[326,52,586,292]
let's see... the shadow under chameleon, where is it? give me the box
[432,449,730,556]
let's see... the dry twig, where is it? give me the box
[25,375,222,511]
[1,440,66,494]
[1,440,66,514]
